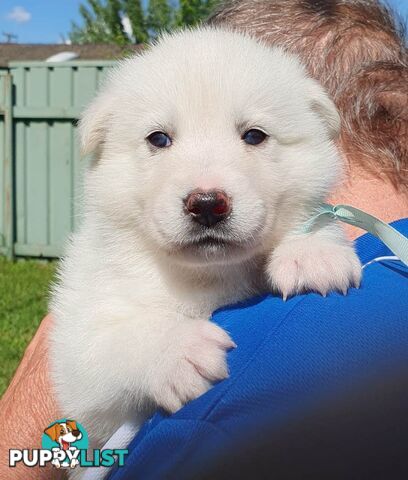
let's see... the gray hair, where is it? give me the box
[208,0,408,189]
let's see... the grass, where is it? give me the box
[0,256,56,396]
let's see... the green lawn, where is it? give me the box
[0,257,56,396]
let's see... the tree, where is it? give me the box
[123,0,148,44]
[147,0,173,38]
[106,0,128,45]
[70,0,129,44]
[178,0,203,26]
[70,1,107,44]
[177,0,218,27]
[69,0,220,45]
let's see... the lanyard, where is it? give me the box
[303,204,408,267]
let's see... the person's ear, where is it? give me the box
[79,91,112,157]
[308,80,341,140]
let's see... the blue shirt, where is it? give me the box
[111,219,408,480]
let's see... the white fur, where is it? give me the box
[50,27,361,467]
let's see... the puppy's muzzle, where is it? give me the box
[185,189,231,227]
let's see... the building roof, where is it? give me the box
[0,43,143,67]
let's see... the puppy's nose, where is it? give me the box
[185,189,231,227]
[72,429,81,437]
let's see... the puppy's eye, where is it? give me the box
[242,129,267,146]
[147,131,172,148]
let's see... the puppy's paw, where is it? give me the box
[150,321,235,413]
[267,236,361,299]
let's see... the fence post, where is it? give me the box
[2,73,14,259]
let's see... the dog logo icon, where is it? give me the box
[42,419,87,469]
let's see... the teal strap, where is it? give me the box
[303,203,408,267]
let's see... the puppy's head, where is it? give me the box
[80,27,341,266]
[44,420,82,444]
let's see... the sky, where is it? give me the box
[0,0,407,44]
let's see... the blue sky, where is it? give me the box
[0,0,407,44]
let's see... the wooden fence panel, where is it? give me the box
[0,61,115,258]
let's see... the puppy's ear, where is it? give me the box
[308,80,341,140]
[79,91,112,157]
[66,420,78,431]
[44,423,59,442]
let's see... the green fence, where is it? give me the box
[0,61,115,259]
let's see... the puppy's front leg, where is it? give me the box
[144,316,235,413]
[266,222,361,299]
[53,306,235,450]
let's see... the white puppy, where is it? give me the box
[50,27,361,455]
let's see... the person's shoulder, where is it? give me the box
[116,221,408,480]
[214,253,408,349]
[218,255,407,334]
[215,216,408,346]
[123,258,408,478]
[208,249,408,416]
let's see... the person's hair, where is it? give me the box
[208,0,408,189]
